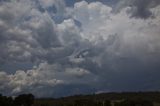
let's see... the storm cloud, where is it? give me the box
[114,0,160,18]
[0,0,160,97]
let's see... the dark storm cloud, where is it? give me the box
[0,0,160,97]
[114,0,160,18]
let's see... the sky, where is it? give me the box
[0,0,160,97]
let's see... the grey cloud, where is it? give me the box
[65,67,90,78]
[0,0,62,65]
[0,61,96,97]
[114,0,160,18]
[0,0,160,97]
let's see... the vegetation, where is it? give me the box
[34,92,160,106]
[1,92,160,106]
[0,94,34,106]
[114,99,153,106]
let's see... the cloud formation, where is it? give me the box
[0,0,160,97]
[114,0,160,18]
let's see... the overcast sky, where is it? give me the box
[0,0,160,97]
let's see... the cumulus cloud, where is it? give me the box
[0,63,63,95]
[65,67,90,77]
[0,62,95,97]
[0,0,160,97]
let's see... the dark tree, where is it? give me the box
[74,98,96,106]
[104,99,111,106]
[14,94,35,106]
[0,94,14,106]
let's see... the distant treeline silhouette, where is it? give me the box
[34,92,160,106]
[0,93,34,106]
[34,97,154,106]
[1,92,160,106]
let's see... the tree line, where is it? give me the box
[1,92,160,106]
[0,94,34,106]
[34,92,160,106]
[34,98,154,106]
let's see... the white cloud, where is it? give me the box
[65,67,90,77]
[73,1,160,57]
[0,62,64,94]
[57,19,81,46]
[74,1,112,42]
[0,61,93,95]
